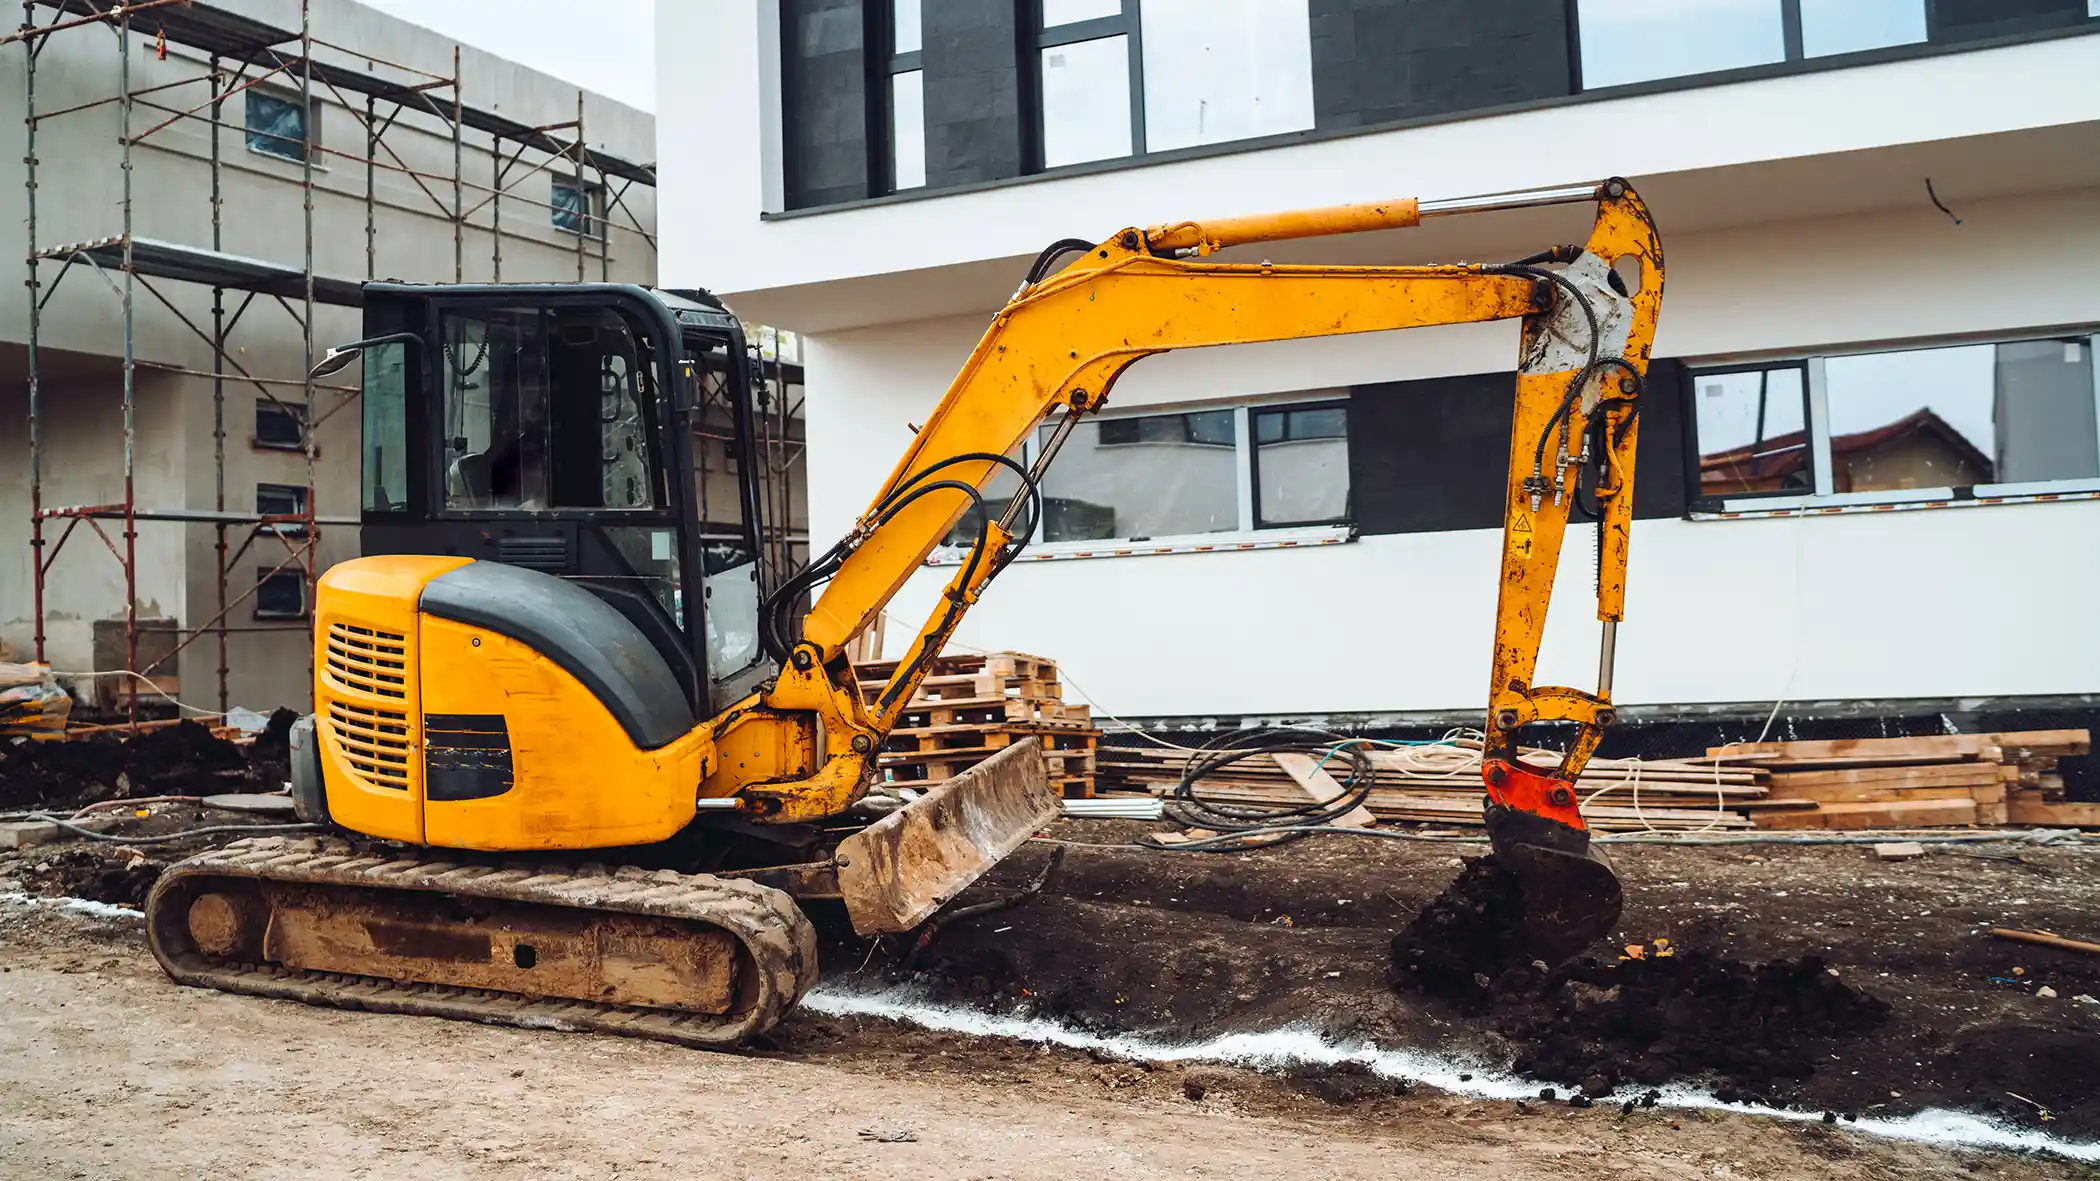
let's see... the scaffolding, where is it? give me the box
[14,0,668,723]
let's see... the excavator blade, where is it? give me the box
[835,737,1061,937]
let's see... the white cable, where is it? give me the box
[44,669,223,719]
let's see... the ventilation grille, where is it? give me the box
[325,701,411,789]
[326,623,408,698]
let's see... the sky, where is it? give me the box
[361,0,657,112]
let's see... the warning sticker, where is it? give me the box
[1510,511,1535,560]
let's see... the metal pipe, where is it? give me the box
[573,88,586,282]
[120,6,138,724]
[211,52,228,713]
[301,0,318,708]
[23,0,44,665]
[364,92,374,279]
[1597,620,1618,698]
[452,44,463,282]
[1417,182,1609,219]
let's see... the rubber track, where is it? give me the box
[145,836,819,1049]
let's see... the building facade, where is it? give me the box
[661,1,2100,728]
[0,0,659,712]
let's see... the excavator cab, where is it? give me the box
[350,283,776,719]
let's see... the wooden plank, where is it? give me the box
[2006,794,2100,828]
[1770,783,1987,805]
[1988,730,2090,759]
[1271,752,1376,828]
[1710,735,2000,762]
[1755,798,1979,831]
[1768,763,2002,791]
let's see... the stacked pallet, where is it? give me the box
[857,651,1101,798]
[1720,730,2089,830]
[1097,742,1765,832]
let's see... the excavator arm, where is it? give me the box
[722,178,1661,954]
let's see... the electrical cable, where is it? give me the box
[1141,727,1380,850]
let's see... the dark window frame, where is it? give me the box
[1684,360,1815,509]
[1572,0,1947,92]
[253,565,309,621]
[1029,0,1146,169]
[255,481,310,538]
[874,0,925,193]
[1250,398,1352,529]
[253,396,307,451]
[551,177,605,240]
[245,88,315,163]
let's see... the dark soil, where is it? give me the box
[12,849,166,906]
[804,825,2100,1136]
[1391,857,1891,1105]
[0,714,293,811]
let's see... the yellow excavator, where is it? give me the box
[145,179,1662,1046]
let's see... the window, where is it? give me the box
[439,306,659,513]
[1576,0,1928,89]
[1577,0,1786,88]
[254,567,308,620]
[246,90,313,163]
[362,341,407,511]
[1041,409,1240,540]
[1252,402,1349,526]
[1138,0,1314,152]
[256,482,308,536]
[1799,0,1926,58]
[1693,365,1809,498]
[551,179,603,238]
[887,1,926,191]
[1033,1,1314,169]
[1691,333,2100,509]
[255,396,306,451]
[939,397,1348,550]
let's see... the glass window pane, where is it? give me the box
[1577,0,1785,89]
[1254,403,1349,526]
[1694,368,1808,497]
[1140,0,1314,152]
[1038,410,1239,541]
[1041,35,1132,167]
[703,547,762,682]
[891,70,926,190]
[1799,0,1925,57]
[1824,345,1997,493]
[892,0,921,55]
[246,91,307,162]
[1991,338,2099,485]
[361,342,408,511]
[1043,0,1121,27]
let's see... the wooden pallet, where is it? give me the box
[883,725,1100,757]
[884,697,1092,731]
[880,750,1098,798]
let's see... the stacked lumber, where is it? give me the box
[857,651,1100,798]
[1718,731,2089,830]
[1097,741,1764,832]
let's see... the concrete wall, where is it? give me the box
[0,0,658,711]
[797,188,2100,719]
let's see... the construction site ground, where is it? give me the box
[4,815,2098,1177]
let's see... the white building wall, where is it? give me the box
[662,4,2100,719]
[803,190,2100,718]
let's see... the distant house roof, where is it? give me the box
[1701,407,1995,486]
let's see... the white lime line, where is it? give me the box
[804,984,2099,1162]
[0,892,143,920]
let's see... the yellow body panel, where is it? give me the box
[418,617,714,851]
[312,554,471,844]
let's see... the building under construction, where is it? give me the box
[0,0,807,719]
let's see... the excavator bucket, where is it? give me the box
[1491,837,1624,966]
[834,738,1061,936]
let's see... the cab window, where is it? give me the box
[439,306,660,512]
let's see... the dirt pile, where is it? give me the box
[1392,856,1890,1104]
[12,849,166,906]
[0,718,285,811]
